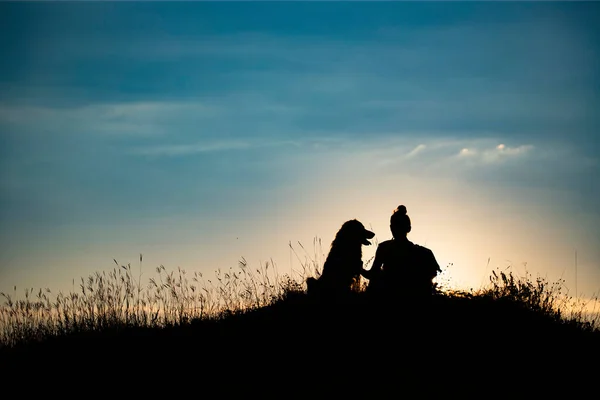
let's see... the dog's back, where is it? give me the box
[306,219,374,299]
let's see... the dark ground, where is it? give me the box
[1,292,598,396]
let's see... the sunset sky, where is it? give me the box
[1,1,599,302]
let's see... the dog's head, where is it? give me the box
[337,219,375,246]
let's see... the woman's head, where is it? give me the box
[390,205,411,238]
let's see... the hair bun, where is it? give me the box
[395,205,407,215]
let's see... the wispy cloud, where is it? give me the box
[457,143,534,164]
[406,144,427,158]
[302,134,536,169]
[131,141,252,156]
[0,101,221,136]
[327,135,566,188]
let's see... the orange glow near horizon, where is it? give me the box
[1,165,598,304]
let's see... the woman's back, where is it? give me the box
[368,238,440,298]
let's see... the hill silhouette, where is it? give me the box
[1,262,598,396]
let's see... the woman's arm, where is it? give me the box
[361,247,383,280]
[426,249,442,278]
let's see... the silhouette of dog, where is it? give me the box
[307,219,375,299]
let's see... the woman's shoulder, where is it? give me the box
[413,243,433,254]
[412,244,438,260]
[377,239,395,249]
[412,244,441,271]
[374,240,395,256]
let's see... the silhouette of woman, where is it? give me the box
[361,205,441,301]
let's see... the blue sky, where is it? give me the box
[1,2,599,301]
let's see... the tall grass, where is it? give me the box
[0,254,302,349]
[474,266,600,332]
[1,243,598,349]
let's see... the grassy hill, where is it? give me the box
[1,260,598,395]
